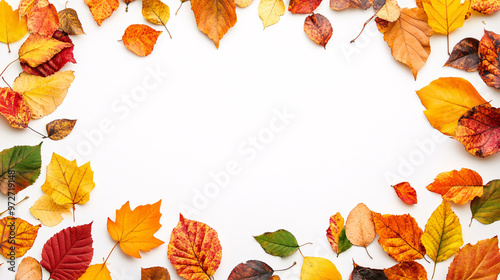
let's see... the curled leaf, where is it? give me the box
[58,8,85,35]
[375,0,400,22]
[122,24,162,56]
[471,0,500,14]
[445,37,479,71]
[349,261,388,280]
[18,32,73,68]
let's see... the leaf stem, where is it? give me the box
[73,204,76,222]
[27,126,48,138]
[364,246,373,259]
[0,58,19,77]
[430,262,436,280]
[103,242,119,265]
[7,43,11,53]
[350,14,376,43]
[469,216,473,227]
[446,33,450,55]
[2,77,12,90]
[299,242,313,247]
[0,196,29,216]
[274,261,297,272]
[164,24,172,39]
[175,2,184,15]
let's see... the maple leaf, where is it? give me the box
[304,13,332,49]
[384,261,428,280]
[345,203,375,257]
[168,214,222,280]
[85,0,119,26]
[46,118,77,140]
[454,105,500,157]
[326,212,352,256]
[142,0,171,38]
[0,87,31,128]
[107,200,164,258]
[416,77,487,136]
[478,29,500,89]
[471,0,500,14]
[0,217,41,258]
[228,260,274,280]
[30,194,72,227]
[446,236,500,280]
[426,168,483,204]
[381,7,433,79]
[27,3,59,36]
[258,0,285,29]
[372,212,426,262]
[122,24,162,56]
[445,37,479,71]
[190,0,237,48]
[421,200,463,279]
[301,257,341,280]
[330,0,372,10]
[18,32,73,68]
[79,263,112,280]
[142,266,171,280]
[254,229,299,257]
[0,143,41,194]
[392,182,417,204]
[349,261,388,280]
[58,8,85,35]
[41,223,94,280]
[471,179,500,225]
[0,0,28,53]
[15,256,42,280]
[289,0,322,13]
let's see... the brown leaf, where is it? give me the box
[330,0,372,10]
[478,29,500,89]
[191,0,237,48]
[289,0,322,13]
[58,8,85,35]
[228,260,274,280]
[122,24,162,56]
[142,267,170,280]
[304,13,332,49]
[472,0,500,14]
[16,257,42,280]
[27,3,59,36]
[384,261,427,280]
[349,261,388,280]
[46,119,77,140]
[345,203,376,254]
[445,37,479,71]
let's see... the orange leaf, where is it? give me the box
[392,182,417,205]
[18,33,73,68]
[478,29,500,89]
[107,200,164,258]
[384,261,428,280]
[426,168,483,204]
[168,214,222,280]
[27,3,59,36]
[372,212,426,262]
[142,266,171,280]
[0,87,30,128]
[289,0,322,13]
[330,0,372,10]
[304,13,332,48]
[85,0,119,26]
[122,24,162,57]
[19,0,48,17]
[472,0,500,14]
[190,0,237,48]
[0,217,41,258]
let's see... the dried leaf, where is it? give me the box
[18,33,73,68]
[349,261,388,280]
[384,261,427,280]
[392,182,417,205]
[58,8,85,35]
[382,7,433,79]
[168,214,222,280]
[228,260,273,280]
[478,29,500,89]
[426,168,483,204]
[258,0,285,29]
[0,217,41,258]
[0,87,31,128]
[123,0,135,11]
[19,0,48,17]
[454,105,500,157]
[471,179,500,225]
[445,37,479,71]
[15,257,42,280]
[375,0,400,22]
[85,0,119,26]
[326,213,352,256]
[236,0,253,7]
[422,0,470,35]
[254,229,299,257]
[289,0,322,13]
[142,0,170,27]
[304,13,332,49]
[330,0,372,10]
[0,143,41,194]
[122,24,162,56]
[79,263,112,280]
[446,236,500,280]
[471,0,500,14]
[46,118,77,140]
[142,266,170,280]
[107,200,164,258]
[416,77,487,136]
[30,194,72,227]
[375,16,389,33]
[190,0,237,48]
[27,3,59,36]
[345,203,375,250]
[41,223,94,280]
[13,71,75,119]
[0,0,28,52]
[301,256,341,280]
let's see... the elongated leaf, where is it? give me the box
[471,180,500,225]
[345,203,375,249]
[0,217,41,258]
[478,29,500,89]
[58,8,85,35]
[301,256,341,280]
[46,118,77,140]
[289,0,322,13]
[142,0,170,27]
[228,260,274,280]
[0,87,30,128]
[304,13,332,49]
[254,229,299,257]
[18,33,72,68]
[0,143,41,194]
[326,213,351,256]
[426,168,483,204]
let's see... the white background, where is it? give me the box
[1,0,500,279]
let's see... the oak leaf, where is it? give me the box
[0,87,31,128]
[258,0,285,29]
[445,37,479,71]
[330,0,372,10]
[0,143,41,195]
[422,0,470,35]
[58,8,85,35]
[446,236,500,280]
[18,32,73,68]
[122,24,162,56]
[478,29,500,89]
[471,179,500,225]
[345,203,375,254]
[46,118,77,140]
[349,261,388,280]
[0,0,28,52]
[426,168,483,204]
[0,217,41,258]
[384,261,427,280]
[471,0,500,14]
[301,257,341,280]
[15,257,42,280]
[79,263,112,280]
[27,3,59,36]
[454,105,500,157]
[304,13,332,49]
[392,182,417,204]
[254,229,299,257]
[228,260,273,280]
[142,266,170,280]
[190,0,237,48]
[142,0,170,35]
[13,71,75,119]
[382,7,433,79]
[416,77,487,136]
[41,223,94,280]
[326,212,352,256]
[30,194,72,227]
[289,0,322,13]
[85,0,119,26]
[168,214,222,280]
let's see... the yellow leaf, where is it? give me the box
[301,257,342,280]
[375,0,400,22]
[0,0,28,52]
[13,71,75,119]
[235,0,253,7]
[258,0,285,29]
[422,0,470,35]
[30,194,72,227]
[142,0,170,26]
[79,264,112,280]
[18,33,73,67]
[0,217,41,258]
[421,200,463,279]
[416,77,487,136]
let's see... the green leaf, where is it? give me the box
[471,180,500,225]
[0,143,42,195]
[254,229,299,257]
[337,227,352,256]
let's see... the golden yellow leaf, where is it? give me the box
[13,71,75,119]
[422,0,470,35]
[0,217,41,258]
[235,0,253,7]
[30,194,72,227]
[79,264,112,280]
[258,0,285,29]
[301,257,341,280]
[85,0,119,26]
[18,33,73,67]
[0,0,28,52]
[142,0,170,26]
[15,257,42,280]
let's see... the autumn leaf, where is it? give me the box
[375,0,400,22]
[0,217,40,258]
[446,236,500,280]
[18,32,73,68]
[381,7,433,79]
[0,87,31,128]
[41,223,94,280]
[0,143,41,194]
[471,0,500,14]
[58,8,85,35]
[254,229,299,257]
[85,0,119,26]
[426,168,483,204]
[471,179,500,225]
[478,29,500,89]
[392,182,417,204]
[345,203,375,257]
[142,0,171,38]
[289,0,322,13]
[142,266,170,280]
[304,13,332,49]
[19,0,49,17]
[330,0,372,10]
[30,194,72,227]
[190,0,237,48]
[235,0,253,7]
[349,261,388,280]
[454,105,500,157]
[445,37,479,71]
[301,257,341,280]
[15,257,42,280]
[228,260,273,280]
[123,0,135,11]
[384,261,427,280]
[258,0,285,29]
[27,3,59,36]
[79,263,112,280]
[122,24,162,56]
[107,200,164,258]
[0,0,28,52]
[326,212,352,256]
[421,200,463,279]
[168,214,222,280]
[416,77,487,136]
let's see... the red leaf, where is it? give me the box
[21,30,76,77]
[41,222,94,280]
[392,182,417,205]
[478,30,500,89]
[289,0,322,14]
[304,13,332,48]
[0,87,30,128]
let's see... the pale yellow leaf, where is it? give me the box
[30,194,72,227]
[258,0,285,29]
